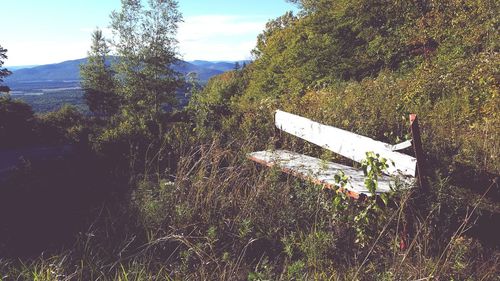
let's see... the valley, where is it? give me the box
[4,58,249,112]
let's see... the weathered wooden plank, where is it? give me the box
[248,150,414,198]
[274,110,417,177]
[390,140,413,151]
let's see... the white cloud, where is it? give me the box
[178,15,265,61]
[4,40,89,66]
[4,15,266,66]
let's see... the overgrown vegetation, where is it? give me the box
[1,0,499,280]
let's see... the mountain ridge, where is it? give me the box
[5,58,251,88]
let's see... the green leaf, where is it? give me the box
[380,193,389,206]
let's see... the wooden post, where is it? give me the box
[274,111,283,149]
[410,114,428,193]
[274,126,282,149]
[400,114,428,251]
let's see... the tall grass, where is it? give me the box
[1,138,497,280]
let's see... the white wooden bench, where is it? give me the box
[248,110,426,199]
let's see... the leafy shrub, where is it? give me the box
[0,96,36,147]
[37,104,86,144]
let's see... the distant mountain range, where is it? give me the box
[5,58,250,90]
[5,65,39,71]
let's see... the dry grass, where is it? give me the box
[1,138,498,280]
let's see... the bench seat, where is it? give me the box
[249,150,414,198]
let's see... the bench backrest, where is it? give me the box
[275,110,417,177]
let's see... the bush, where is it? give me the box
[38,104,86,144]
[0,96,36,148]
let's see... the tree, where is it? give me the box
[0,45,12,93]
[233,61,241,71]
[39,105,85,144]
[0,96,35,147]
[80,29,120,117]
[110,0,183,136]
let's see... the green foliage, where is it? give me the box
[80,29,120,117]
[91,116,152,175]
[192,0,499,178]
[0,96,86,147]
[0,45,11,93]
[84,0,185,176]
[110,0,183,130]
[0,96,36,147]
[132,179,175,229]
[38,105,86,144]
[245,0,427,103]
[188,69,251,141]
[361,152,391,195]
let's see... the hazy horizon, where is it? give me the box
[6,58,252,69]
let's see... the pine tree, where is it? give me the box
[0,45,12,93]
[233,61,241,71]
[80,29,119,117]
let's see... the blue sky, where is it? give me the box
[2,0,297,66]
